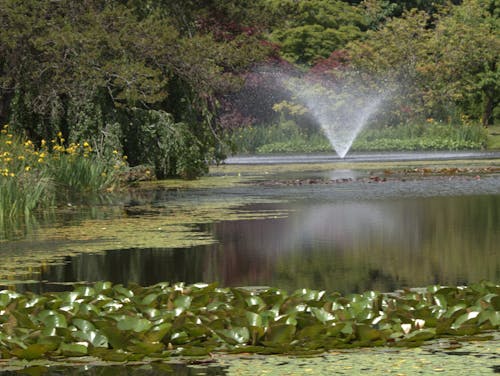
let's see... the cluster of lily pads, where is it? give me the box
[0,281,498,362]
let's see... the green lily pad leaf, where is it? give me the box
[170,331,189,345]
[246,311,263,328]
[40,313,67,329]
[37,335,62,349]
[91,348,130,361]
[403,328,436,342]
[72,330,109,348]
[341,323,354,336]
[310,307,335,324]
[326,323,345,337]
[0,291,18,308]
[179,346,211,356]
[294,288,325,302]
[59,342,88,357]
[140,293,159,306]
[60,291,80,304]
[74,285,95,297]
[174,295,192,310]
[94,321,129,349]
[11,311,36,329]
[357,324,383,342]
[245,295,265,310]
[444,304,467,319]
[113,285,134,299]
[490,295,500,311]
[265,324,296,345]
[478,310,499,327]
[451,311,480,329]
[454,325,479,336]
[94,281,112,293]
[296,324,325,340]
[217,327,250,345]
[145,322,172,342]
[71,318,96,332]
[127,341,164,354]
[117,316,152,332]
[10,343,54,360]
[433,294,448,309]
[78,303,99,316]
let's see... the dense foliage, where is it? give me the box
[0,281,498,361]
[0,0,498,182]
[0,0,271,178]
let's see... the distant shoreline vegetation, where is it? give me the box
[231,119,488,155]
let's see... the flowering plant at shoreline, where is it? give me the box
[0,125,127,221]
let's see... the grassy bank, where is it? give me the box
[231,120,488,154]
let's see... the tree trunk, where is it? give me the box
[481,93,495,127]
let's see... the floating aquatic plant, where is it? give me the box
[0,281,498,362]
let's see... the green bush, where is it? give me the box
[123,110,208,179]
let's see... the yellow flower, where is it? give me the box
[41,139,47,147]
[5,140,12,145]
[57,131,63,138]
[25,166,31,171]
[83,141,90,148]
[38,158,44,163]
[112,150,119,155]
[17,156,25,160]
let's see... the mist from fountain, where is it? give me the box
[281,77,385,158]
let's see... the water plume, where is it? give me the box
[281,76,385,158]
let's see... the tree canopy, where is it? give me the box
[0,0,497,178]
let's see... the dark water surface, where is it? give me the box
[37,186,500,295]
[2,151,500,294]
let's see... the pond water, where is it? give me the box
[36,193,499,295]
[3,152,498,295]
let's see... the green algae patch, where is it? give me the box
[137,174,254,190]
[0,198,290,281]
[219,335,499,375]
[0,281,498,369]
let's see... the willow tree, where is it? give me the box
[0,0,271,178]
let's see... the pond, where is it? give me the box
[1,152,499,295]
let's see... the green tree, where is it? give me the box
[347,9,432,124]
[422,0,499,125]
[267,0,366,65]
[0,0,272,178]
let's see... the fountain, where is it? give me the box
[281,76,385,158]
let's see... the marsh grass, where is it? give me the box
[0,125,124,222]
